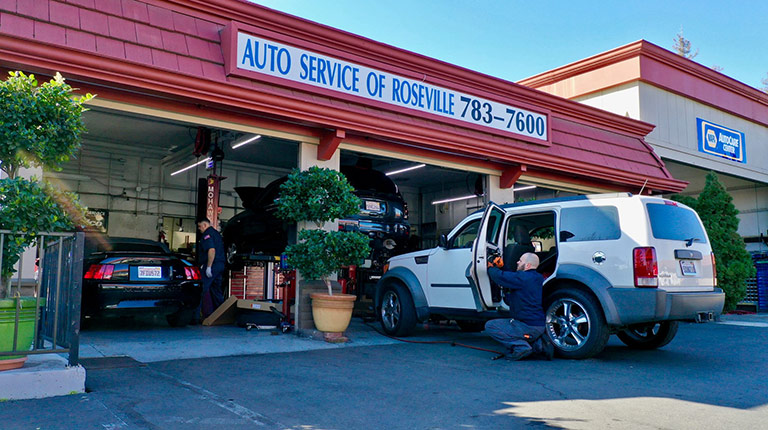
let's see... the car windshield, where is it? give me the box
[108,243,168,253]
[85,236,171,257]
[341,166,398,195]
[646,203,707,243]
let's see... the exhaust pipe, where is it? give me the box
[695,312,715,323]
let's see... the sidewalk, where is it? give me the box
[78,318,402,363]
[0,316,475,401]
[718,311,768,327]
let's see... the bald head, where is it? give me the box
[517,252,539,271]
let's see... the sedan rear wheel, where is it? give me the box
[545,288,609,359]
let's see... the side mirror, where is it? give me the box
[438,234,449,249]
[559,231,575,242]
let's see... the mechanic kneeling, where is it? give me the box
[485,252,554,361]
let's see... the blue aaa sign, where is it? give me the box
[697,118,746,163]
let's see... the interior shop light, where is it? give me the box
[386,163,426,176]
[513,185,537,192]
[170,157,210,176]
[231,134,262,149]
[431,194,482,205]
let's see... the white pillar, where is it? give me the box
[294,142,341,333]
[486,174,516,205]
[6,166,45,292]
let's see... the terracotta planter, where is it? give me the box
[310,293,356,333]
[0,297,40,371]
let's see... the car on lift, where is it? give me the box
[375,193,725,359]
[81,235,202,327]
[223,165,411,292]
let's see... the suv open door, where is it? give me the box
[469,202,505,308]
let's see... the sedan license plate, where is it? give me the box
[680,260,697,276]
[365,201,381,211]
[138,266,162,279]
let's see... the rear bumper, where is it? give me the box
[607,287,725,326]
[83,281,202,315]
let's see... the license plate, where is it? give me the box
[138,266,162,279]
[365,201,381,211]
[680,260,697,276]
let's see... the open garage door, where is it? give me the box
[49,106,302,329]
[50,106,300,250]
[337,149,574,298]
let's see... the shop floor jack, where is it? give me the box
[241,303,292,333]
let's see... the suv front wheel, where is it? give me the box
[545,288,609,359]
[379,283,417,337]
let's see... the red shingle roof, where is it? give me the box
[0,0,685,192]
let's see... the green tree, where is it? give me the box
[672,172,755,311]
[0,71,93,295]
[672,27,698,59]
[276,166,361,227]
[276,166,370,295]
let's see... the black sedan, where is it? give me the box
[81,236,202,327]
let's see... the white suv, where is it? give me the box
[375,193,725,359]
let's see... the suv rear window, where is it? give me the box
[646,203,707,243]
[560,206,621,242]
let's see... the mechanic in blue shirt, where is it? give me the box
[485,252,553,361]
[196,217,226,321]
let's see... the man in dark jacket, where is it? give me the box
[196,217,226,320]
[484,252,553,361]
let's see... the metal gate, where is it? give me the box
[0,231,84,366]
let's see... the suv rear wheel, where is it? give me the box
[545,288,609,359]
[379,283,416,337]
[617,321,679,349]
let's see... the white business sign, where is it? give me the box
[236,32,548,142]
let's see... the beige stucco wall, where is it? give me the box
[574,82,642,121]
[574,82,768,252]
[637,83,768,184]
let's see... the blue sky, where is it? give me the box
[251,0,767,90]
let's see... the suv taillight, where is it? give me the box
[711,252,717,287]
[184,266,201,280]
[84,264,114,280]
[633,247,658,287]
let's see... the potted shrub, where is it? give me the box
[276,166,370,339]
[0,71,92,370]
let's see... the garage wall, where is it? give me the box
[54,141,291,238]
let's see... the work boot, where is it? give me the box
[532,337,555,361]
[506,347,532,361]
[541,337,554,361]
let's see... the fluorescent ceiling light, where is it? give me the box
[171,158,210,176]
[231,134,261,149]
[431,194,481,205]
[513,185,536,192]
[386,163,426,176]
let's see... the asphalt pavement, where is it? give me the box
[2,314,768,429]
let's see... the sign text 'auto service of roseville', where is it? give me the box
[236,32,548,142]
